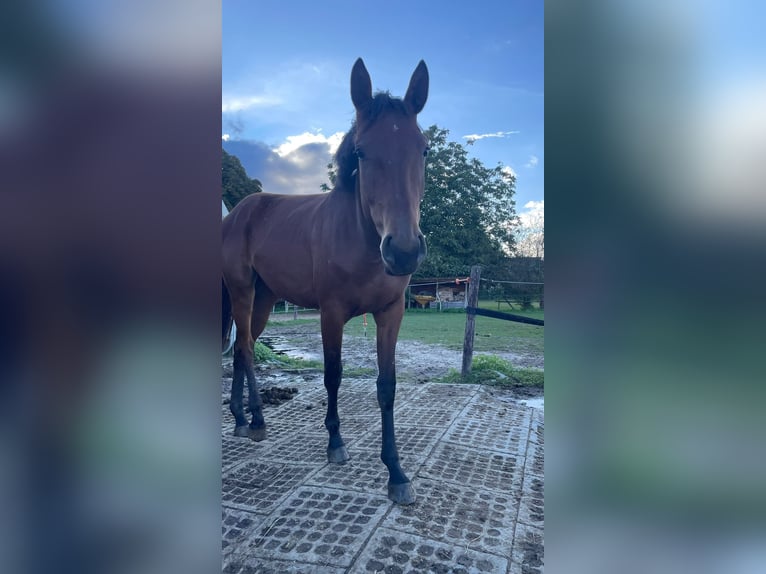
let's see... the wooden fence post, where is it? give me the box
[461,265,482,379]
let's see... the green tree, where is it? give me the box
[222,149,262,210]
[415,125,517,278]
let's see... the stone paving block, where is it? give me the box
[241,487,390,568]
[517,434,544,531]
[390,382,428,403]
[223,556,345,574]
[517,481,544,529]
[223,406,235,427]
[335,389,380,414]
[383,478,518,556]
[222,409,316,448]
[461,395,533,429]
[528,412,544,446]
[220,378,543,574]
[222,435,266,471]
[335,414,379,442]
[524,433,544,479]
[222,507,268,558]
[415,383,478,406]
[509,523,544,574]
[420,443,524,494]
[395,404,462,428]
[257,430,332,464]
[350,527,509,574]
[354,423,443,458]
[442,407,531,458]
[282,416,378,451]
[223,461,316,513]
[306,448,426,496]
[266,398,326,428]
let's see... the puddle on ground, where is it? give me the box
[259,335,322,362]
[519,396,544,410]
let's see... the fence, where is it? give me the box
[462,266,544,379]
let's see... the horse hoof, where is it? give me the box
[327,446,350,464]
[248,425,267,442]
[233,425,250,438]
[388,482,416,505]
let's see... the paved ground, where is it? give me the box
[222,374,544,573]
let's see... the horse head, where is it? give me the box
[350,58,429,276]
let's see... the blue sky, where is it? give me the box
[222,0,543,220]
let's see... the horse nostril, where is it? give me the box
[417,234,427,258]
[381,235,396,265]
[381,233,425,274]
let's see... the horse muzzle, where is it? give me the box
[381,233,427,276]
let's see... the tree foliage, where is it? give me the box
[415,126,517,278]
[222,149,262,210]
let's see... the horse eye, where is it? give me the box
[354,147,365,160]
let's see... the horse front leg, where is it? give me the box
[321,310,350,464]
[374,298,414,504]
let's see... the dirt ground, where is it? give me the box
[246,316,544,400]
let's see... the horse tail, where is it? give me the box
[222,278,233,352]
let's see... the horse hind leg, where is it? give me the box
[321,310,350,464]
[227,279,267,441]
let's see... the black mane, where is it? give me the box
[333,92,411,192]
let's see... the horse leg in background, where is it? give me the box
[321,310,350,463]
[245,282,277,440]
[228,280,267,441]
[374,298,415,504]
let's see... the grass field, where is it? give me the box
[441,355,544,387]
[343,303,544,357]
[266,301,544,359]
[262,301,544,388]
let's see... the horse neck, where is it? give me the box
[328,181,381,248]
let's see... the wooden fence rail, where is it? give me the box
[461,265,544,379]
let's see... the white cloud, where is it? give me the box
[525,155,539,168]
[225,129,347,195]
[463,130,520,143]
[501,165,517,180]
[274,131,345,158]
[222,134,230,141]
[222,95,282,113]
[519,200,544,228]
[515,200,544,257]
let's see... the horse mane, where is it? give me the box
[333,92,411,192]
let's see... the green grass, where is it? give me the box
[264,318,318,328]
[344,366,377,378]
[478,299,544,317]
[263,300,544,366]
[343,305,544,356]
[440,355,544,388]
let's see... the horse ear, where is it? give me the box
[404,60,429,115]
[351,58,372,112]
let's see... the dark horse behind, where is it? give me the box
[222,58,429,504]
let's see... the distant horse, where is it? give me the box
[222,58,429,504]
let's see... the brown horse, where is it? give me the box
[222,58,429,504]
